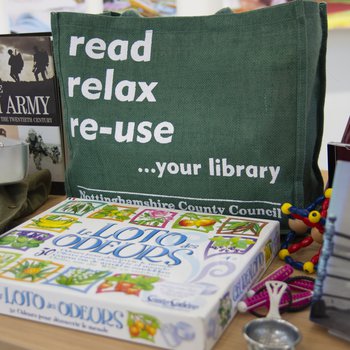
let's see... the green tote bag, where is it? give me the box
[51,0,327,229]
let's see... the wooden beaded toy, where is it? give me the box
[278,188,332,273]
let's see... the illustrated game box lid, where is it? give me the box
[0,198,280,349]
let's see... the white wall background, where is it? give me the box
[0,0,10,33]
[320,29,350,170]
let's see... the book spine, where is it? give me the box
[313,215,336,301]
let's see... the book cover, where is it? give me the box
[310,161,350,342]
[0,33,65,194]
[341,116,350,144]
[0,198,279,349]
[327,142,350,187]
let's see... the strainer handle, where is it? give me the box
[266,281,288,319]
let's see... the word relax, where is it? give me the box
[68,69,158,102]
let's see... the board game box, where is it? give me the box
[0,198,280,349]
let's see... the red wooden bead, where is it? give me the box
[288,243,301,253]
[300,236,313,247]
[311,254,320,265]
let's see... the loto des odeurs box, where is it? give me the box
[0,198,279,349]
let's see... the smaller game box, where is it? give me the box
[0,198,279,349]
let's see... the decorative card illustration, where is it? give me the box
[26,214,79,232]
[54,200,104,216]
[88,204,138,222]
[218,292,233,328]
[0,230,53,251]
[46,267,110,293]
[97,273,160,296]
[130,209,177,228]
[128,312,160,342]
[0,258,62,282]
[264,240,273,264]
[206,236,257,258]
[205,292,234,342]
[0,198,279,350]
[172,213,225,233]
[0,251,21,269]
[217,218,267,236]
[161,321,196,348]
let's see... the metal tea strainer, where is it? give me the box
[0,136,29,185]
[243,281,302,350]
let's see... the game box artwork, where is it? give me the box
[0,198,279,349]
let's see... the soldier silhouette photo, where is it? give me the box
[8,49,24,82]
[33,46,49,81]
[26,129,61,170]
